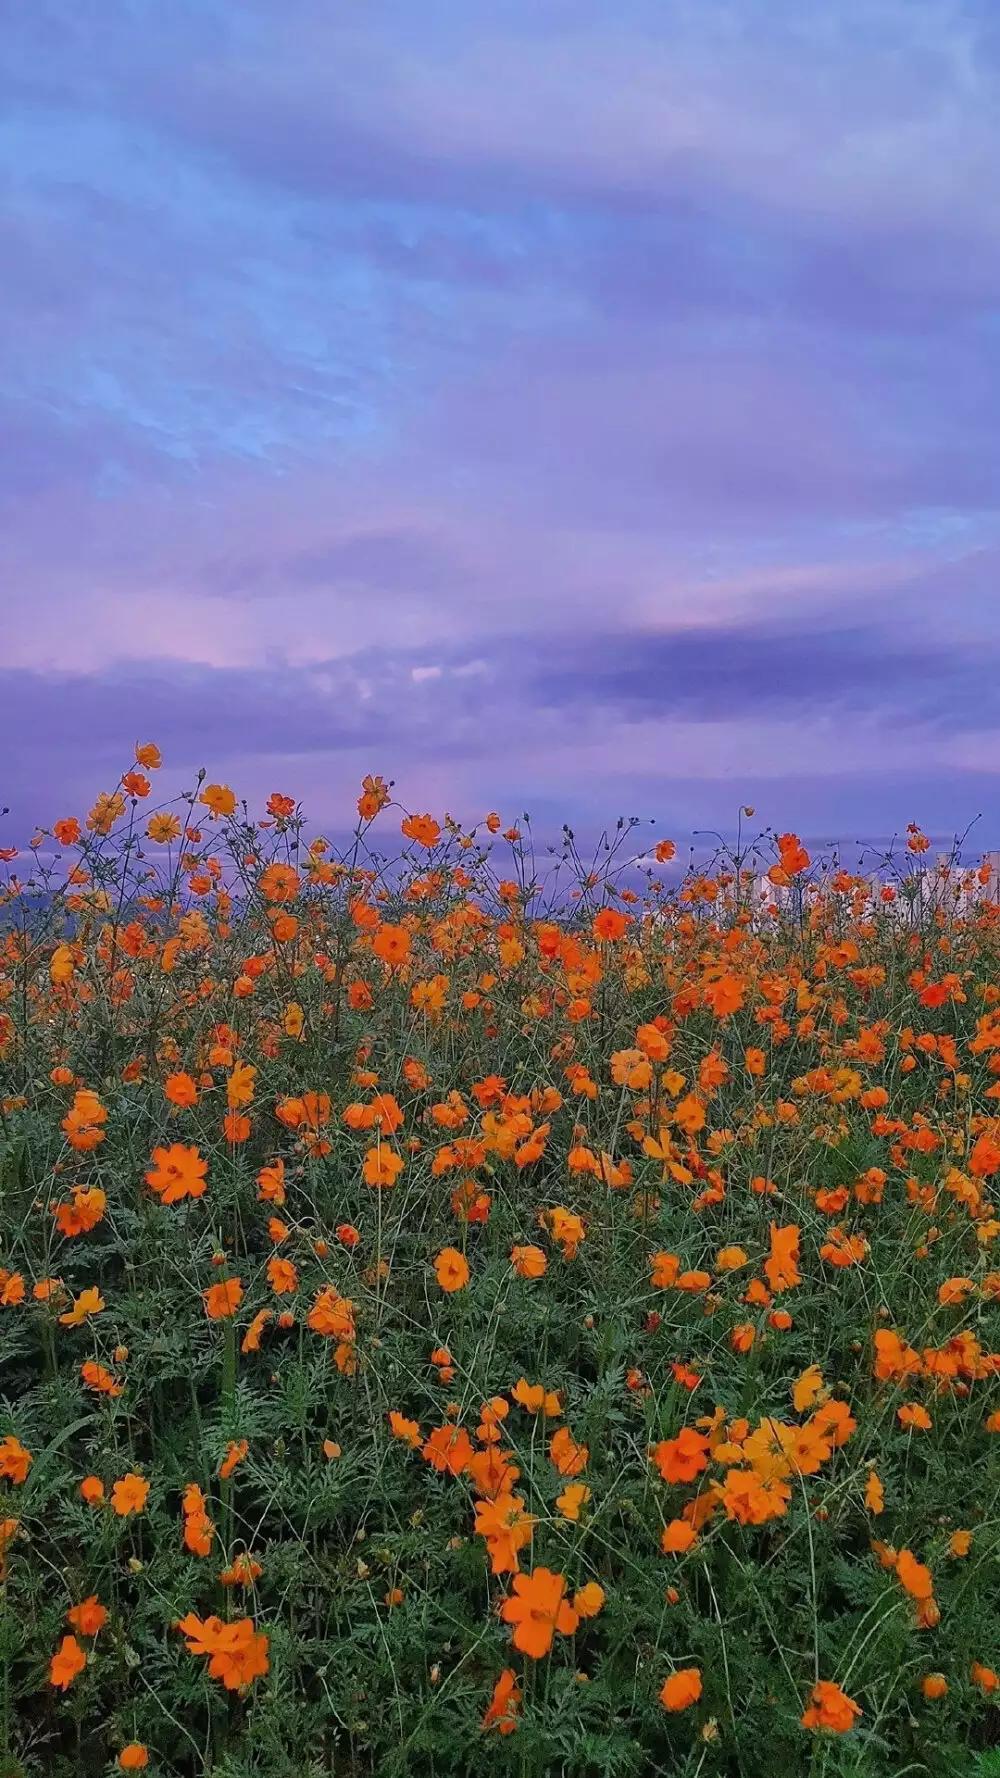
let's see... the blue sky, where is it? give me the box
[3,0,1000,850]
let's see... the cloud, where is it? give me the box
[113,0,1000,234]
[532,624,901,719]
[213,526,471,598]
[2,597,997,840]
[3,0,1000,846]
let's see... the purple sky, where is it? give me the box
[4,0,1000,851]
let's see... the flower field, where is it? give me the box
[2,752,1000,1777]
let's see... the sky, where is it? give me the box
[3,0,1000,855]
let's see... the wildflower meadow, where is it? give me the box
[2,748,1000,1777]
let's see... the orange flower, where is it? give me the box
[421,1425,474,1476]
[176,1612,269,1689]
[544,1206,585,1258]
[182,1483,215,1556]
[660,1667,702,1712]
[0,1266,21,1307]
[864,1470,885,1515]
[810,1399,855,1448]
[650,1250,680,1288]
[49,943,77,984]
[937,1275,975,1306]
[476,1397,509,1443]
[969,1133,1000,1178]
[0,1515,19,1582]
[468,1445,520,1498]
[88,791,125,832]
[611,1048,652,1090]
[110,1474,149,1517]
[572,1581,605,1619]
[67,1595,107,1637]
[258,862,300,903]
[671,1362,701,1392]
[358,774,390,820]
[53,1185,106,1237]
[482,1667,521,1735]
[81,1360,123,1397]
[220,1551,263,1587]
[499,1566,579,1658]
[257,1160,286,1204]
[800,1680,862,1734]
[80,1475,105,1505]
[703,973,746,1018]
[719,1468,790,1525]
[59,1286,105,1326]
[791,1365,825,1412]
[434,1247,470,1292]
[651,1428,710,1485]
[0,1272,26,1307]
[164,1070,198,1108]
[675,1093,707,1137]
[819,1226,868,1268]
[775,832,811,876]
[267,1256,298,1295]
[510,1244,547,1279]
[971,1661,999,1694]
[199,784,237,817]
[241,1309,272,1353]
[401,813,441,848]
[204,1279,243,1320]
[511,1378,562,1417]
[61,1088,108,1152]
[118,1744,149,1769]
[0,1437,32,1485]
[49,1633,87,1690]
[873,1329,921,1381]
[556,1482,591,1521]
[226,1061,257,1109]
[896,1548,934,1600]
[473,1492,537,1573]
[592,907,630,943]
[716,1245,749,1275]
[661,1518,697,1553]
[549,1425,589,1477]
[218,1439,248,1479]
[389,1411,422,1448]
[764,1223,801,1293]
[372,922,411,967]
[307,1288,355,1341]
[146,1143,208,1204]
[362,1145,404,1188]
